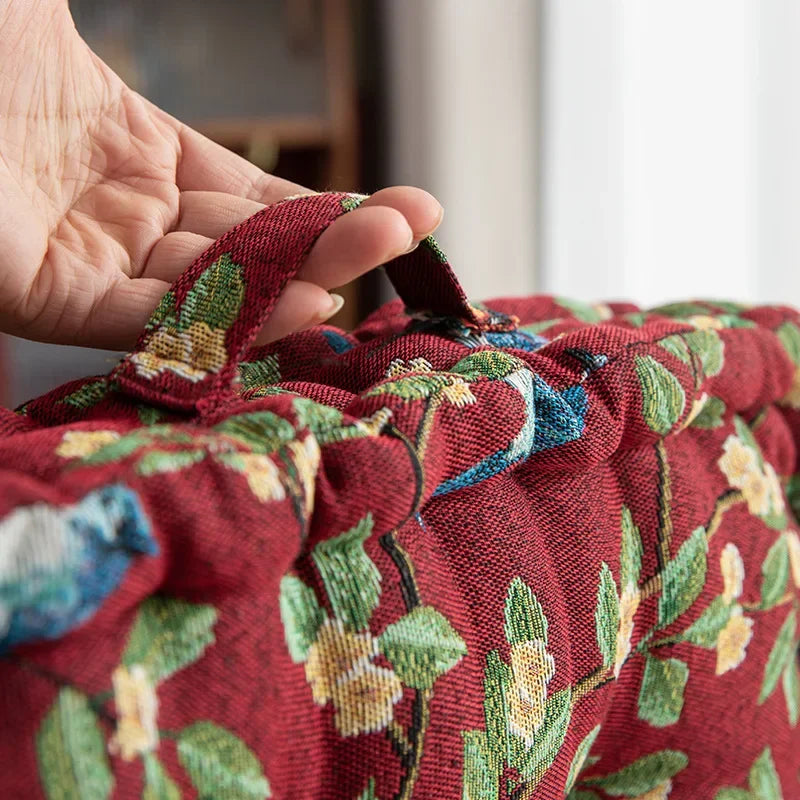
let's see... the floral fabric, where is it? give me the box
[0,192,798,799]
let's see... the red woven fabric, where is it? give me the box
[1,192,798,800]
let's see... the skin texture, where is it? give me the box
[0,0,443,350]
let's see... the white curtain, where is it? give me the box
[382,0,540,301]
[539,0,800,308]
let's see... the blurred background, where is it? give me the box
[3,0,800,407]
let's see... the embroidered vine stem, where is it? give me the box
[741,592,795,612]
[416,395,444,463]
[571,665,612,704]
[706,489,745,541]
[654,439,673,571]
[639,489,745,600]
[380,529,430,800]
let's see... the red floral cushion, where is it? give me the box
[0,192,798,799]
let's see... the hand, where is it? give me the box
[0,1,442,350]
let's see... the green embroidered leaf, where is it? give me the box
[777,321,800,366]
[556,297,606,323]
[214,412,296,454]
[583,749,688,795]
[787,474,800,524]
[36,688,113,800]
[683,596,732,648]
[136,449,206,476]
[482,650,512,761]
[367,373,455,402]
[691,396,726,429]
[356,777,378,800]
[143,753,181,800]
[717,314,756,329]
[684,330,725,377]
[658,526,708,627]
[515,688,572,781]
[714,789,753,800]
[293,397,344,439]
[566,792,602,800]
[620,507,643,590]
[748,747,783,800]
[595,563,620,669]
[503,577,548,646]
[311,515,380,631]
[82,432,155,465]
[378,605,467,689]
[138,406,165,425]
[734,416,764,468]
[626,312,647,328]
[712,300,750,314]
[565,725,602,793]
[122,597,218,684]
[180,253,245,331]
[635,355,686,435]
[637,656,689,727]
[60,379,109,410]
[178,722,270,800]
[279,575,326,663]
[239,356,281,389]
[659,335,691,364]
[761,534,791,610]
[782,660,800,727]
[146,291,178,331]
[451,350,522,381]
[650,301,709,318]
[759,609,797,704]
[462,731,499,800]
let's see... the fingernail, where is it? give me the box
[319,292,345,321]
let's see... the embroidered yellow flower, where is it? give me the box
[442,379,477,408]
[633,782,673,800]
[131,321,227,383]
[385,357,433,378]
[715,607,754,675]
[108,664,158,761]
[56,430,120,459]
[593,303,613,321]
[304,619,377,705]
[719,436,760,489]
[304,619,403,737]
[720,543,745,604]
[718,435,785,518]
[780,366,800,409]
[506,640,556,745]
[287,435,321,516]
[614,586,641,678]
[237,453,286,503]
[329,661,404,737]
[687,315,725,331]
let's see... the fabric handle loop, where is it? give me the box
[112,192,508,411]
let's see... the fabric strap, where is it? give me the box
[112,192,513,412]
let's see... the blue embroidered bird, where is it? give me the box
[433,350,593,497]
[0,484,157,653]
